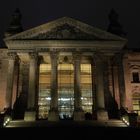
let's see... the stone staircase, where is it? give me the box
[99,119,128,127]
[4,119,128,128]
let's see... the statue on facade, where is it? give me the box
[5,8,23,37]
[107,8,126,37]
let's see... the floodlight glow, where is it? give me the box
[45,97,51,100]
[3,123,6,126]
[58,98,70,101]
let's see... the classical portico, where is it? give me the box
[4,17,127,121]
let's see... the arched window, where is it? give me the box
[130,65,140,83]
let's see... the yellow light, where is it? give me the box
[3,123,6,126]
[7,118,10,121]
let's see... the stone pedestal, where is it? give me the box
[24,111,36,121]
[48,110,59,121]
[73,110,85,121]
[97,109,108,121]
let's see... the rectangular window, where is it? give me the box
[132,72,140,83]
[133,99,140,116]
[81,64,93,113]
[38,64,51,119]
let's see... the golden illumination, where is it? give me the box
[40,64,51,73]
[58,64,74,70]
[38,62,93,119]
[81,64,92,74]
[58,63,74,119]
[81,63,93,113]
[38,63,51,119]
[132,93,140,115]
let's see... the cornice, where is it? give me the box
[5,40,125,51]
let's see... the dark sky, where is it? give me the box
[0,0,140,48]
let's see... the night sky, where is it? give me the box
[0,0,140,48]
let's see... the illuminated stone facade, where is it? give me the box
[1,17,137,122]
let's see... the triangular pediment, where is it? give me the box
[4,17,126,41]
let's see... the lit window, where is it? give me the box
[58,63,74,119]
[81,63,93,113]
[38,63,51,119]
[132,93,140,115]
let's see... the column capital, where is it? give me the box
[7,52,18,60]
[50,51,59,66]
[92,52,104,63]
[29,52,38,60]
[50,51,59,59]
[72,51,82,61]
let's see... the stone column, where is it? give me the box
[11,56,20,109]
[113,65,120,109]
[91,61,97,118]
[36,56,42,119]
[123,55,132,111]
[17,61,24,97]
[15,58,20,99]
[6,52,17,110]
[108,59,114,97]
[24,52,38,121]
[48,51,59,121]
[73,52,85,121]
[117,54,126,111]
[94,55,108,120]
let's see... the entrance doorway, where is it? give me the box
[58,63,74,120]
[38,55,94,120]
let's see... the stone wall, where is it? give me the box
[124,52,140,112]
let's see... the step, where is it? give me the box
[5,119,128,128]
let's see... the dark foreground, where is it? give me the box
[1,120,140,138]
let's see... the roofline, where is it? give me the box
[4,17,127,42]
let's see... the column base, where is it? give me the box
[73,110,85,121]
[24,111,36,121]
[97,109,108,121]
[48,110,59,121]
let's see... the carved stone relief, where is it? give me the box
[17,24,99,40]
